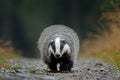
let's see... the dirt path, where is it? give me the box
[0,58,120,80]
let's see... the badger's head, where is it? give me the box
[48,37,71,58]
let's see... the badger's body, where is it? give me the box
[37,25,80,71]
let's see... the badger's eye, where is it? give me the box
[50,52,53,54]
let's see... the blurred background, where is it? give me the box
[0,0,119,58]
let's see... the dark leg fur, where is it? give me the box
[48,54,73,72]
[60,60,73,71]
[48,61,73,72]
[48,63,57,71]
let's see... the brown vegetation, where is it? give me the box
[0,40,18,69]
[81,11,120,68]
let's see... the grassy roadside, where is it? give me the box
[0,41,19,69]
[80,11,120,69]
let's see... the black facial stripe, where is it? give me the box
[50,40,56,53]
[60,40,66,53]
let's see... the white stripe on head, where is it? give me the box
[62,44,71,54]
[55,37,61,54]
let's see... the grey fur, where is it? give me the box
[37,25,80,70]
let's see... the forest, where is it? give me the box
[0,0,120,79]
[0,0,119,58]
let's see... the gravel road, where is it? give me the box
[0,58,120,80]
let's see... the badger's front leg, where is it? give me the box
[48,62,58,72]
[48,62,61,72]
[60,60,73,71]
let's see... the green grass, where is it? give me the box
[104,51,120,68]
[79,51,120,69]
[0,42,19,69]
[0,55,13,69]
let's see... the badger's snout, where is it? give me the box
[55,54,61,58]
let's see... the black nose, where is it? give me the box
[55,54,60,58]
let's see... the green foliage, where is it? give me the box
[99,0,115,11]
[0,55,12,69]
[27,67,39,73]
[12,66,22,71]
[107,51,120,68]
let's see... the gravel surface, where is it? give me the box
[0,58,120,80]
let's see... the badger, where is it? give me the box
[37,25,80,72]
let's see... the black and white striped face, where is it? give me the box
[48,37,71,58]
